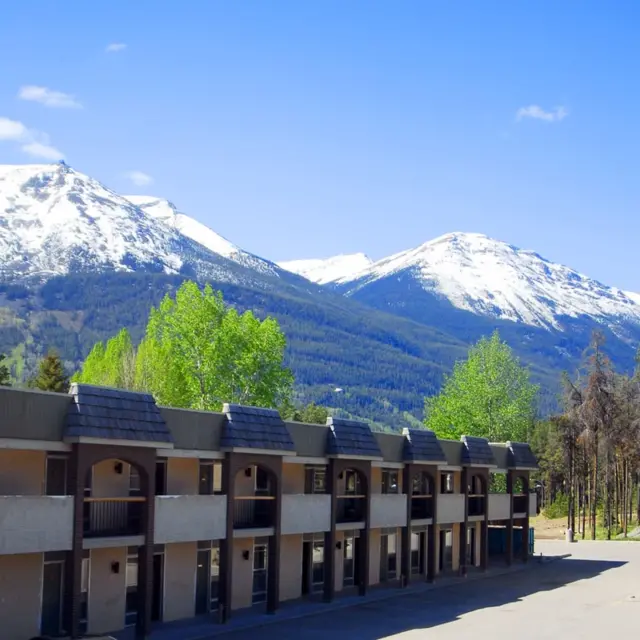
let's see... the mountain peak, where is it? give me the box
[278,252,373,285]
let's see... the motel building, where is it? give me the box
[0,384,538,639]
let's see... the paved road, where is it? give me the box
[222,541,640,639]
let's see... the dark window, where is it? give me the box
[440,472,454,494]
[381,469,399,494]
[155,459,167,496]
[125,548,138,626]
[45,455,67,496]
[305,466,327,494]
[252,543,268,603]
[412,472,432,495]
[199,462,222,495]
[129,467,141,496]
[344,470,361,495]
[255,467,270,495]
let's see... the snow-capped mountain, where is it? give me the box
[0,163,288,285]
[124,195,281,276]
[278,253,373,285]
[296,232,640,336]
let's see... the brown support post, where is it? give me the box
[360,464,372,598]
[400,464,413,587]
[506,471,514,566]
[521,472,530,563]
[426,466,438,583]
[219,455,234,623]
[480,468,489,571]
[136,460,156,640]
[459,467,468,575]
[324,458,337,603]
[65,444,83,639]
[267,458,283,614]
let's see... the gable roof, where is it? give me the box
[326,416,382,459]
[507,441,539,470]
[64,383,173,446]
[402,428,447,464]
[221,403,295,454]
[460,435,495,467]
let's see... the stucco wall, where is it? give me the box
[281,494,331,534]
[0,495,73,554]
[0,552,42,640]
[282,463,305,494]
[91,459,131,498]
[0,449,45,494]
[370,494,407,528]
[235,467,256,497]
[163,542,196,622]
[154,495,227,543]
[166,458,199,495]
[279,534,302,601]
[231,538,253,610]
[488,493,510,520]
[437,494,465,524]
[87,546,127,634]
[369,528,380,585]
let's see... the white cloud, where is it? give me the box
[106,42,127,53]
[516,105,569,123]
[0,116,29,140]
[0,116,65,160]
[18,85,82,109]
[125,170,153,187]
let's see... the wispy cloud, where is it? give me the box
[516,105,569,123]
[18,85,82,109]
[0,116,65,160]
[125,170,153,187]
[106,42,127,53]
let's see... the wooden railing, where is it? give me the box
[233,496,276,529]
[83,497,145,538]
[336,495,366,523]
[410,495,434,520]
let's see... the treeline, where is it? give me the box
[533,332,640,538]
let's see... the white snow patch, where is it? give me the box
[279,253,373,285]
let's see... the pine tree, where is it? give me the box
[0,353,10,387]
[29,351,70,393]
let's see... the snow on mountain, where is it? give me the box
[278,253,373,285]
[0,163,258,283]
[332,232,640,332]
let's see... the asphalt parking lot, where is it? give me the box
[221,541,640,640]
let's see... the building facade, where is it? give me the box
[0,384,538,640]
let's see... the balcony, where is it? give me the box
[513,495,528,515]
[281,494,331,534]
[371,494,407,527]
[410,496,434,521]
[233,496,275,529]
[83,497,145,538]
[336,496,366,524]
[468,496,486,518]
[154,495,227,543]
[436,493,465,524]
[488,493,511,521]
[0,496,73,554]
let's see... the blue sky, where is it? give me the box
[1,1,639,288]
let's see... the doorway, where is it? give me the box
[41,554,64,636]
[411,530,426,575]
[152,549,164,622]
[252,542,268,604]
[467,526,476,566]
[439,528,453,572]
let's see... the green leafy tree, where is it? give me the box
[28,351,70,393]
[0,353,11,386]
[74,329,135,388]
[424,331,539,441]
[282,401,329,424]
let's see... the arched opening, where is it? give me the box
[232,464,277,529]
[468,474,486,517]
[336,468,367,523]
[83,458,147,539]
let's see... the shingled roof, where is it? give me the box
[507,441,539,469]
[402,428,447,464]
[461,435,496,467]
[220,403,295,454]
[326,416,382,459]
[64,384,173,446]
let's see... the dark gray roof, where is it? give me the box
[221,403,295,453]
[65,384,173,444]
[326,416,382,459]
[402,428,447,464]
[460,435,495,466]
[507,441,539,469]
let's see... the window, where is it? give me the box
[255,467,271,495]
[381,469,399,494]
[129,467,141,496]
[210,543,220,610]
[125,548,138,626]
[412,472,432,496]
[344,470,361,495]
[343,535,354,586]
[45,455,67,495]
[252,543,268,604]
[440,472,454,494]
[199,462,223,495]
[305,466,327,494]
[311,540,324,591]
[155,459,167,496]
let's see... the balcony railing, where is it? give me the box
[513,495,528,514]
[83,497,145,538]
[410,496,434,520]
[336,496,366,523]
[233,496,275,529]
[467,496,486,517]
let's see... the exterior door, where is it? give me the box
[45,455,67,495]
[41,559,63,636]
[252,543,268,604]
[195,549,210,615]
[439,529,453,572]
[467,526,476,566]
[152,552,164,622]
